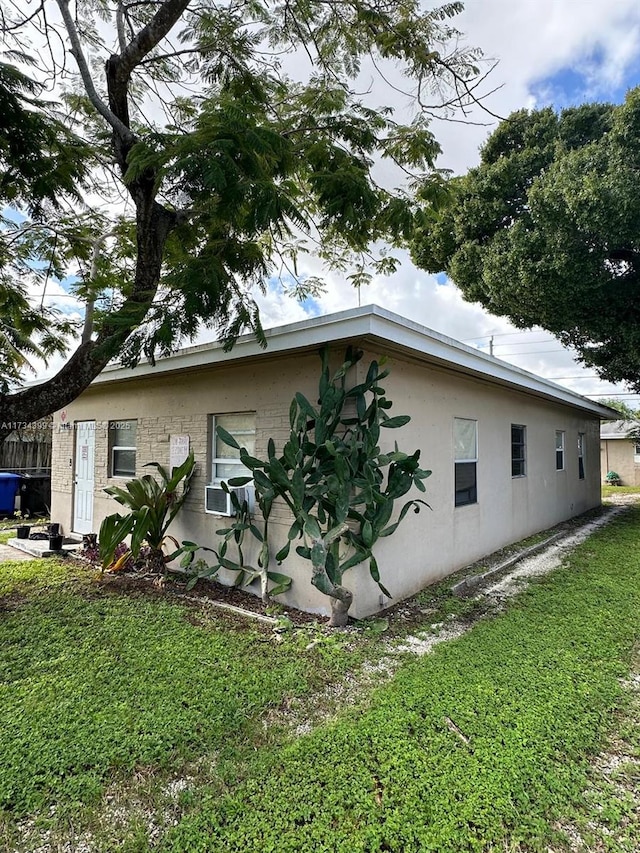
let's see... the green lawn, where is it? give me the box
[2,509,640,852]
[602,484,640,497]
[164,509,640,853]
[0,559,371,850]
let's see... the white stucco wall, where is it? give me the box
[51,344,602,618]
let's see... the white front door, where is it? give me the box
[73,421,95,534]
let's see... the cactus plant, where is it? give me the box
[218,347,431,625]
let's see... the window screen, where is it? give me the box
[110,420,137,477]
[555,430,565,471]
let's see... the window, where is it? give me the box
[555,430,565,471]
[511,425,527,477]
[211,412,256,482]
[110,420,137,477]
[454,418,477,507]
[578,433,585,479]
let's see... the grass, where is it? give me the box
[0,559,374,850]
[162,508,640,853]
[602,485,640,497]
[0,517,48,531]
[3,508,640,851]
[561,643,640,853]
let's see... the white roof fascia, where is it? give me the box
[91,304,616,419]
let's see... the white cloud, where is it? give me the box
[286,0,640,405]
[26,0,640,407]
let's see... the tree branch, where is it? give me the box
[608,248,640,267]
[117,0,193,78]
[116,2,128,53]
[81,230,113,344]
[55,0,135,144]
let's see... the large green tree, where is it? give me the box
[0,60,92,394]
[0,0,485,440]
[412,88,640,390]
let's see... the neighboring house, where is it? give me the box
[600,420,640,484]
[51,306,614,618]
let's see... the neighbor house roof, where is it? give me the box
[93,304,618,419]
[600,420,639,440]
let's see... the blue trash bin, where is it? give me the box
[0,473,21,515]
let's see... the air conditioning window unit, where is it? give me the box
[205,484,248,516]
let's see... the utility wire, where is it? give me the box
[463,330,553,342]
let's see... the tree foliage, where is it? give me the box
[0,0,486,436]
[99,451,196,574]
[0,60,93,393]
[412,88,640,389]
[598,399,640,421]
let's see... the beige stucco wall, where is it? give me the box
[600,439,640,485]
[52,346,602,618]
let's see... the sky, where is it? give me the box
[27,0,640,407]
[245,0,640,409]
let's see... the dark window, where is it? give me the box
[511,425,526,477]
[455,462,477,507]
[555,430,565,471]
[454,418,477,507]
[578,433,585,480]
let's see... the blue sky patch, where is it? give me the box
[266,276,322,316]
[531,48,640,109]
[300,295,321,315]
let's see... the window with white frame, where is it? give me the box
[555,430,565,471]
[109,420,137,477]
[578,433,585,479]
[511,424,527,477]
[210,412,256,482]
[454,418,478,507]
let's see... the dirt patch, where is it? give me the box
[603,490,640,506]
[75,503,625,637]
[86,567,320,627]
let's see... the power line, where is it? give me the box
[463,330,548,341]
[545,375,601,380]
[496,348,574,356]
[495,338,559,346]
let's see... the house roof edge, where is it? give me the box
[89,304,617,419]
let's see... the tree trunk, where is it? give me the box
[147,546,166,575]
[328,586,353,627]
[260,571,270,606]
[0,3,188,443]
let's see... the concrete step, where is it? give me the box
[8,537,82,559]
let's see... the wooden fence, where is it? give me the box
[0,426,52,472]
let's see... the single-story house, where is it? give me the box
[600,420,640,484]
[51,305,615,618]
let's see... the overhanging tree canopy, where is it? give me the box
[0,60,93,394]
[0,0,487,438]
[412,88,640,390]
